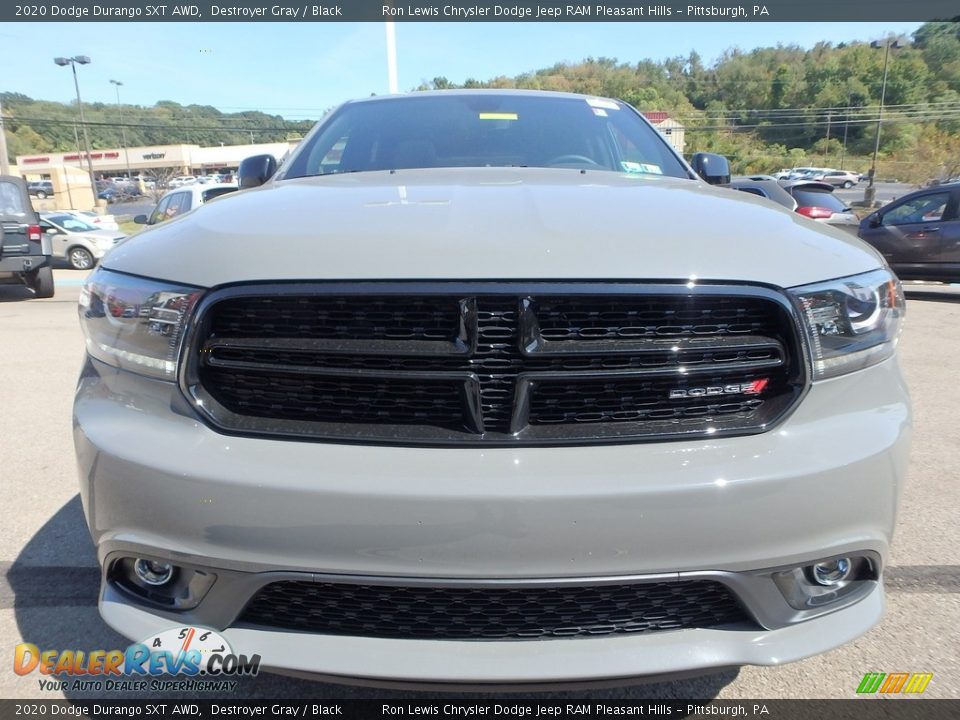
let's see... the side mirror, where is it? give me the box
[868,214,882,228]
[238,154,278,189]
[133,214,148,225]
[45,227,59,234]
[691,153,731,185]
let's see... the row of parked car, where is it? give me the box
[772,167,862,188]
[26,174,238,204]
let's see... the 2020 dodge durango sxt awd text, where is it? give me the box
[74,91,910,687]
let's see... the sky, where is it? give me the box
[0,22,924,118]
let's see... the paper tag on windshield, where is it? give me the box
[622,162,663,175]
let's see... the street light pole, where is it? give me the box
[385,21,398,93]
[110,79,133,180]
[55,56,98,203]
[0,96,10,175]
[864,39,902,208]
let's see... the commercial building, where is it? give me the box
[16,140,298,179]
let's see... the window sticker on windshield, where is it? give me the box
[478,112,518,121]
[592,108,608,117]
[622,161,663,175]
[586,98,619,110]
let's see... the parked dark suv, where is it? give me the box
[27,180,54,199]
[0,175,54,297]
[859,182,960,282]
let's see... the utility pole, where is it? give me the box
[824,111,831,162]
[840,95,851,170]
[0,96,10,175]
[110,80,133,179]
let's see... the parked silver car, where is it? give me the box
[39,212,125,270]
[782,180,860,234]
[75,90,909,687]
[819,170,860,189]
[727,178,859,235]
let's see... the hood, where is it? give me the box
[103,168,885,289]
[73,229,127,244]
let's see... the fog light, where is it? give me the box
[111,557,215,609]
[810,557,853,586]
[134,558,175,586]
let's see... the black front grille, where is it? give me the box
[211,295,460,341]
[185,283,805,445]
[237,579,752,640]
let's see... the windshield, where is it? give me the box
[47,214,98,232]
[0,179,29,218]
[283,94,689,180]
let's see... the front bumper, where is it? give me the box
[74,355,910,683]
[0,254,50,273]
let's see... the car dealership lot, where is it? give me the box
[0,269,957,700]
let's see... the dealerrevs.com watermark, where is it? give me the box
[14,627,259,693]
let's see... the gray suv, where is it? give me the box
[74,91,910,687]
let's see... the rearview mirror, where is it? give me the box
[238,154,278,189]
[691,153,731,185]
[133,214,148,225]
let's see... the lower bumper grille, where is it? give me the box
[237,579,752,640]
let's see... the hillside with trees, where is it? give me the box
[3,21,959,181]
[0,95,314,158]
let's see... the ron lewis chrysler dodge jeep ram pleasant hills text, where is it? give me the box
[74,90,910,687]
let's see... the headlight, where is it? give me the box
[78,268,204,380]
[789,268,905,380]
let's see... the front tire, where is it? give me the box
[843,181,853,188]
[26,266,55,298]
[36,191,47,199]
[68,247,95,270]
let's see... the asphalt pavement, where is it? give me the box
[105,197,156,221]
[0,270,957,701]
[834,181,915,208]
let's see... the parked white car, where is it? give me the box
[39,212,126,270]
[167,175,198,189]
